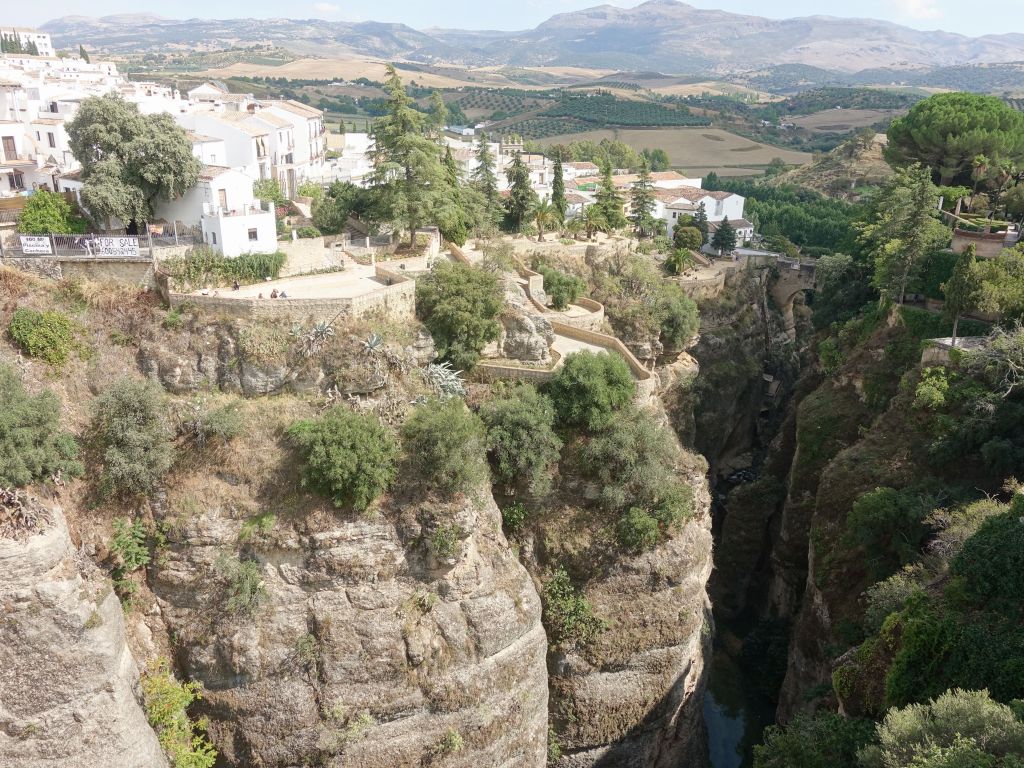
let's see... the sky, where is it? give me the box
[12,0,1024,37]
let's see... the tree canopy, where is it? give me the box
[17,190,84,235]
[885,93,1024,187]
[67,95,200,228]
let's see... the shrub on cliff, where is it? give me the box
[401,398,487,494]
[0,365,83,487]
[479,383,562,495]
[536,264,585,310]
[8,308,78,367]
[141,659,217,768]
[93,378,173,498]
[542,567,605,647]
[287,407,398,512]
[415,261,503,371]
[543,351,635,431]
[754,711,875,768]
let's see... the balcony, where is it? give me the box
[202,202,269,218]
[1,152,33,168]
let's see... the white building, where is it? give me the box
[0,27,54,58]
[155,165,276,257]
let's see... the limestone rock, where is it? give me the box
[499,310,554,363]
[0,502,166,768]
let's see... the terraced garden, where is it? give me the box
[544,94,712,128]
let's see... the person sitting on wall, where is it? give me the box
[270,289,279,299]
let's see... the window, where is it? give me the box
[47,132,55,148]
[248,228,258,242]
[211,232,217,245]
[8,171,25,190]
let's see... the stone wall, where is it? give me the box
[170,265,415,324]
[550,320,660,402]
[1,255,157,287]
[278,236,334,275]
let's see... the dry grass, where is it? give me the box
[66,278,146,312]
[791,108,906,133]
[0,265,45,301]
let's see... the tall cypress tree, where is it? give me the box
[629,160,657,237]
[942,244,981,347]
[693,201,709,244]
[551,156,567,222]
[505,152,536,232]
[595,161,627,230]
[471,130,499,213]
[79,44,90,63]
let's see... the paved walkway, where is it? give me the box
[551,334,607,362]
[195,265,386,300]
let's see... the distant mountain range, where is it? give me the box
[41,0,1024,75]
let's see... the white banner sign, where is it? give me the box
[19,235,52,255]
[93,236,140,258]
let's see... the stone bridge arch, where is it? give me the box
[768,259,817,338]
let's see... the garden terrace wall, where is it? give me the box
[549,320,659,401]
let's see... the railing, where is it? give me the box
[2,232,153,260]
[201,203,270,218]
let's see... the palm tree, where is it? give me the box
[580,205,608,241]
[530,198,559,242]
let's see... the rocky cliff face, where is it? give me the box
[150,478,549,768]
[0,498,166,768]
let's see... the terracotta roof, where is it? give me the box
[248,111,292,129]
[709,218,754,230]
[199,164,232,181]
[566,161,598,171]
[666,188,738,205]
[564,192,590,204]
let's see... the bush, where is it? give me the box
[179,400,244,448]
[0,365,82,487]
[253,178,287,207]
[479,384,562,495]
[615,507,659,552]
[501,502,529,532]
[296,225,322,239]
[17,189,83,234]
[287,407,398,511]
[428,523,464,560]
[93,379,174,498]
[536,265,585,310]
[542,567,606,647]
[164,247,285,288]
[753,712,875,768]
[297,180,324,201]
[864,565,926,632]
[543,351,635,431]
[436,729,464,754]
[141,659,217,768]
[8,308,77,367]
[401,399,487,494]
[111,517,150,572]
[656,286,700,350]
[217,554,268,617]
[843,487,931,581]
[672,225,703,252]
[415,262,503,371]
[859,689,1024,768]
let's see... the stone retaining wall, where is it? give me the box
[169,265,415,324]
[1,255,156,286]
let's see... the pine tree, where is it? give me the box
[505,152,536,232]
[427,91,448,135]
[629,160,657,237]
[711,216,737,255]
[693,202,709,244]
[27,40,39,56]
[471,130,501,225]
[551,156,567,222]
[79,44,90,63]
[942,244,982,347]
[367,65,451,238]
[595,162,627,230]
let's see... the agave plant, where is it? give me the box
[361,332,384,355]
[302,321,335,358]
[421,361,466,399]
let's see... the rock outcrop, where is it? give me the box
[0,500,166,768]
[150,486,549,767]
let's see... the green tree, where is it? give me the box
[885,93,1024,187]
[629,160,658,238]
[415,261,503,371]
[543,351,635,431]
[858,165,949,305]
[692,202,709,244]
[580,205,608,240]
[942,244,982,347]
[595,161,627,230]
[401,399,488,494]
[0,366,83,488]
[426,90,448,134]
[479,384,562,495]
[286,408,398,512]
[642,148,671,172]
[311,181,375,234]
[67,95,200,229]
[93,378,174,498]
[367,65,451,238]
[551,156,567,222]
[504,152,536,232]
[471,130,501,225]
[673,225,702,253]
[17,190,76,234]
[252,178,286,207]
[141,660,217,768]
[711,216,737,254]
[536,264,585,310]
[530,197,558,241]
[78,44,90,63]
[974,246,1024,322]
